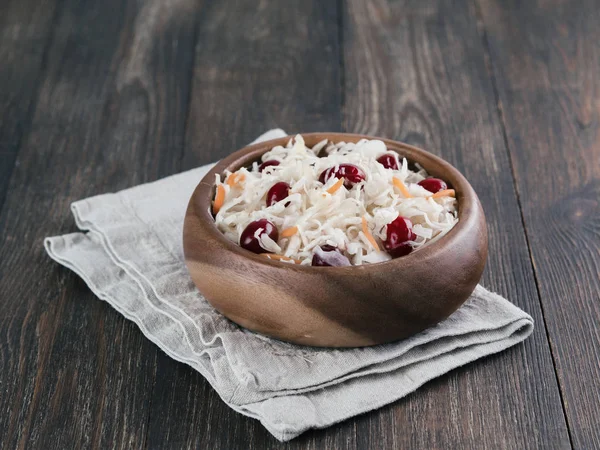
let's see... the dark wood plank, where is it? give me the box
[0,0,62,213]
[180,0,342,168]
[477,0,600,447]
[341,0,570,448]
[145,1,344,448]
[0,0,198,448]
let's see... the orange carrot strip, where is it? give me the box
[430,189,455,199]
[392,177,413,198]
[213,184,226,214]
[226,172,245,187]
[281,226,298,238]
[361,216,380,251]
[326,178,344,194]
[260,253,302,264]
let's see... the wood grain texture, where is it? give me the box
[1,0,596,447]
[180,0,342,169]
[478,0,600,447]
[0,0,198,447]
[146,1,345,448]
[343,0,570,448]
[0,0,62,213]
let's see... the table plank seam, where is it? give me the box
[337,0,346,132]
[139,5,202,450]
[177,20,202,171]
[472,1,575,448]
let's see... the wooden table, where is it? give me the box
[1,0,598,448]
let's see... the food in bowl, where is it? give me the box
[184,132,487,346]
[212,135,457,266]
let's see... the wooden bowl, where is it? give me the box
[183,133,487,347]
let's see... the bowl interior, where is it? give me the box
[191,132,480,272]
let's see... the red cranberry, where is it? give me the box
[376,154,399,170]
[240,219,279,254]
[384,216,416,258]
[258,160,280,172]
[418,178,447,193]
[266,182,290,207]
[312,245,351,267]
[318,164,366,188]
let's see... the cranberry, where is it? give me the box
[384,216,416,258]
[376,153,399,170]
[266,182,290,207]
[418,178,447,193]
[318,164,366,189]
[240,219,279,254]
[312,245,351,267]
[258,160,280,172]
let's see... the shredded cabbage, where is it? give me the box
[214,135,458,265]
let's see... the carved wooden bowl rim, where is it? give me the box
[184,132,483,273]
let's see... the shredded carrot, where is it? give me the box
[281,226,298,238]
[430,189,456,199]
[392,177,413,198]
[213,184,226,214]
[260,253,302,264]
[326,178,344,194]
[226,172,245,187]
[361,216,380,251]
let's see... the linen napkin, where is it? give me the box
[45,129,534,442]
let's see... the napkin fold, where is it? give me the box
[45,129,533,441]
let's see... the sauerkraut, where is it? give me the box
[213,135,458,266]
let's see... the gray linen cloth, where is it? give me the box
[45,129,534,441]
